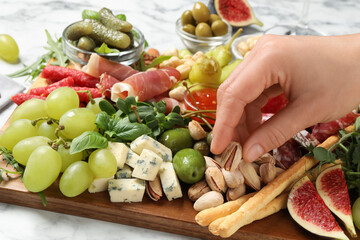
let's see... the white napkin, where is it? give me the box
[0,74,25,111]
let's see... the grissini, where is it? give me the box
[218,133,343,238]
[195,192,256,227]
[208,192,288,236]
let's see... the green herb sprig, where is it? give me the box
[7,30,69,81]
[309,117,360,197]
[0,146,24,184]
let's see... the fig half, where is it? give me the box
[288,176,349,240]
[316,165,357,237]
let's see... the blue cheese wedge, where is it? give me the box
[130,135,172,162]
[107,142,129,169]
[159,162,183,201]
[88,177,114,193]
[108,178,145,203]
[125,149,140,168]
[115,165,133,179]
[131,149,163,181]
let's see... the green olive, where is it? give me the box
[208,14,221,25]
[77,36,96,51]
[158,128,193,154]
[195,22,212,37]
[211,20,228,36]
[193,140,210,156]
[206,131,213,146]
[182,24,196,35]
[181,10,195,26]
[192,2,210,23]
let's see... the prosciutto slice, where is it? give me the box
[111,67,181,102]
[97,73,120,99]
[82,53,138,80]
[312,112,359,142]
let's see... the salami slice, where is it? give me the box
[111,67,181,102]
[312,112,359,142]
[273,139,302,170]
[82,53,138,80]
[293,130,320,149]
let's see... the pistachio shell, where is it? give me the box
[238,159,261,191]
[204,156,221,169]
[188,179,211,201]
[219,141,242,171]
[226,183,246,201]
[145,175,163,201]
[259,163,277,184]
[193,191,224,211]
[221,168,244,188]
[205,167,227,193]
[255,153,276,165]
[188,120,207,140]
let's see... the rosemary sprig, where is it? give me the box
[0,146,24,184]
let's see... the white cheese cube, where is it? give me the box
[107,142,129,169]
[115,165,133,179]
[159,162,183,201]
[130,135,172,162]
[108,178,145,203]
[125,149,140,168]
[88,177,114,193]
[131,149,163,181]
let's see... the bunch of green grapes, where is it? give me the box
[0,87,118,197]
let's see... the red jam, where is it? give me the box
[184,88,217,124]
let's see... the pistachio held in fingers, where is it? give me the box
[219,141,242,172]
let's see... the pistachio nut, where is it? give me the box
[226,183,246,201]
[193,191,224,211]
[219,141,242,172]
[188,120,207,140]
[205,166,227,193]
[259,163,277,185]
[145,175,163,201]
[221,168,244,188]
[204,156,221,169]
[255,153,276,165]
[275,167,285,177]
[238,159,261,191]
[188,179,211,202]
[251,162,260,175]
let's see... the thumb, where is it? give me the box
[242,102,317,162]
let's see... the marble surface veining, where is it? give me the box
[1,0,360,239]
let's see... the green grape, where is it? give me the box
[23,145,62,192]
[352,197,360,230]
[0,34,19,63]
[12,136,50,165]
[86,98,103,114]
[59,108,97,139]
[10,98,48,123]
[45,87,80,120]
[88,149,117,178]
[0,119,38,150]
[38,121,58,140]
[59,161,94,197]
[58,144,83,172]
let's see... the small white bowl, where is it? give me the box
[231,33,263,59]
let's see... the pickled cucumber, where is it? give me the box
[87,19,131,49]
[77,36,96,51]
[99,7,132,33]
[65,21,93,41]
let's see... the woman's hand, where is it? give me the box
[211,33,360,162]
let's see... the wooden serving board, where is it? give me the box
[0,77,357,240]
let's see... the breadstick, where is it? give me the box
[209,192,288,236]
[195,192,256,226]
[217,134,341,238]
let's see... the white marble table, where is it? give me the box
[1,0,360,239]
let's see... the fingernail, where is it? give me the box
[246,144,264,162]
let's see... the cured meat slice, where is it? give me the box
[41,65,99,88]
[29,77,75,96]
[261,113,274,123]
[261,93,288,114]
[82,53,138,80]
[11,93,46,105]
[97,73,120,99]
[273,138,302,170]
[111,67,181,102]
[293,130,320,148]
[312,112,359,142]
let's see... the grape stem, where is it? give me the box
[131,105,142,124]
[77,90,94,104]
[31,117,58,126]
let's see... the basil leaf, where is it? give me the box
[70,131,108,154]
[95,112,111,131]
[95,43,120,54]
[99,100,116,116]
[115,123,152,141]
[116,13,126,21]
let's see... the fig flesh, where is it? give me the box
[316,165,357,237]
[213,0,263,27]
[288,176,349,240]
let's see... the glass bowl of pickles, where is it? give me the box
[62,8,145,66]
[175,2,232,53]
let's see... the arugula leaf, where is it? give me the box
[114,123,152,141]
[95,43,120,54]
[70,131,108,154]
[44,29,69,67]
[145,55,171,70]
[312,147,336,163]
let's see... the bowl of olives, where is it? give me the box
[176,2,232,53]
[62,8,145,66]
